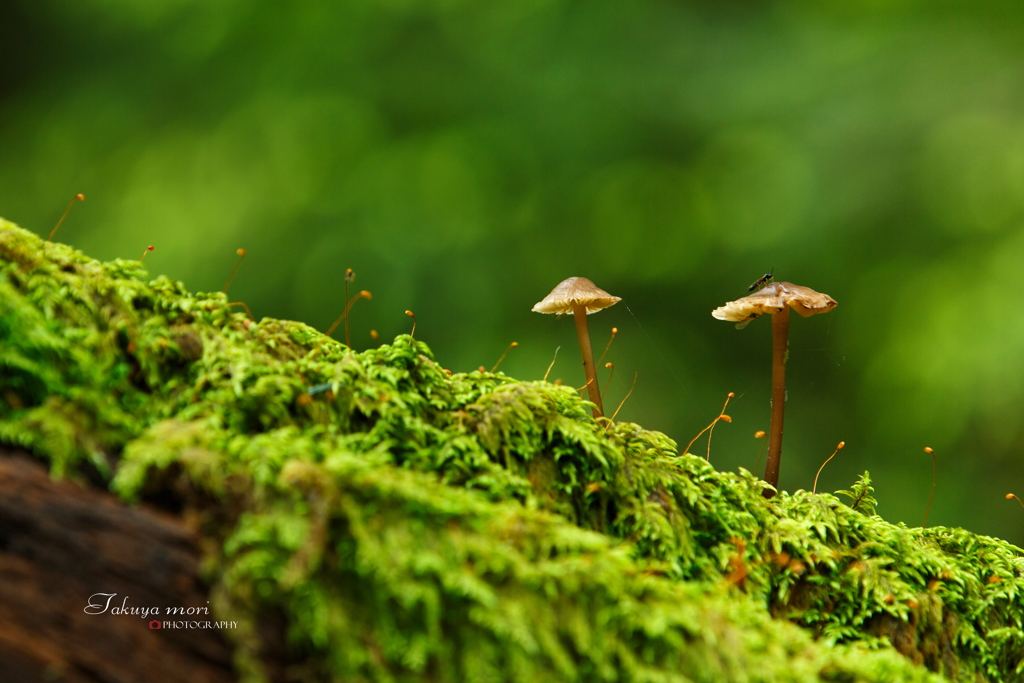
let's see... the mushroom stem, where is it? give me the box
[572,303,604,418]
[764,306,790,497]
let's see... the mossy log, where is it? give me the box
[0,217,1021,683]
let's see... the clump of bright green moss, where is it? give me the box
[1,217,1021,682]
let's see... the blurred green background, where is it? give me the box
[1,1,1022,545]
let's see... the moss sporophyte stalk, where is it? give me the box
[0,216,1022,682]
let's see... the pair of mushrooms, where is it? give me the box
[533,276,836,498]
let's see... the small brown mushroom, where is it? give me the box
[712,281,837,497]
[533,277,621,418]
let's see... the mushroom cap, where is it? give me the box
[532,277,622,315]
[712,281,836,327]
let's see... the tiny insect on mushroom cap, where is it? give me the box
[533,277,621,419]
[713,282,836,329]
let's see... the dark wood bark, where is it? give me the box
[0,450,236,683]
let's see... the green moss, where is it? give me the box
[1,217,1021,682]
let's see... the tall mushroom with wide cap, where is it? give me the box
[712,281,837,497]
[533,277,621,418]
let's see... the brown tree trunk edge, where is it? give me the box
[0,450,237,683]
